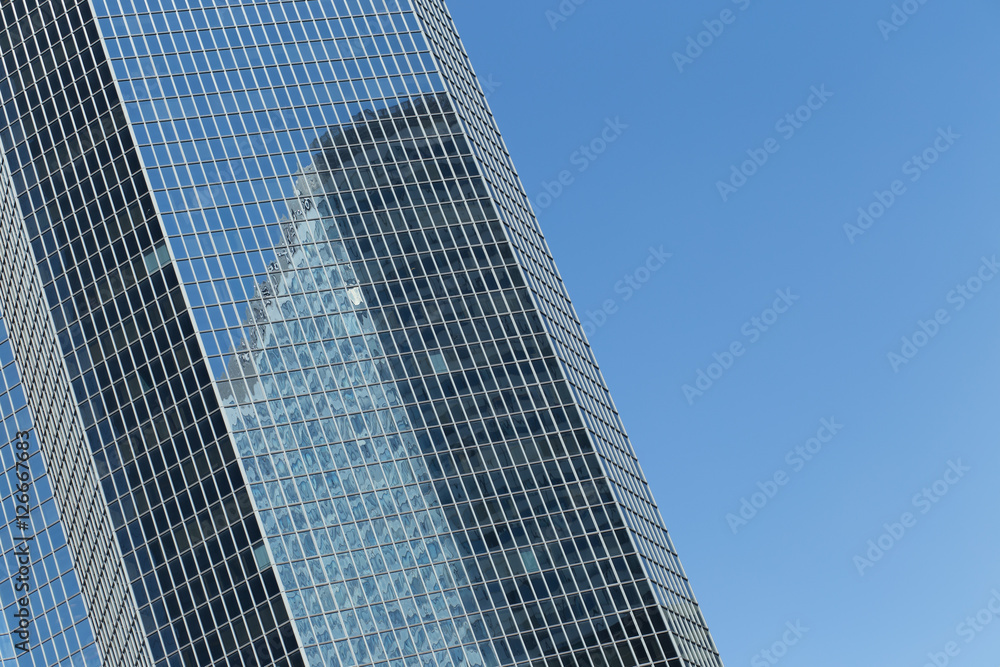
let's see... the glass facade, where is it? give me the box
[0,312,103,667]
[0,0,722,666]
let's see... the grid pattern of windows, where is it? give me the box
[97,0,447,364]
[87,0,719,664]
[0,120,151,666]
[0,0,723,665]
[211,95,686,667]
[406,2,722,665]
[0,314,103,667]
[0,0,303,665]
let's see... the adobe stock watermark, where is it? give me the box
[533,117,628,211]
[683,289,800,405]
[10,430,32,653]
[726,418,845,534]
[672,0,754,74]
[716,86,834,202]
[920,589,1000,667]
[853,459,971,576]
[844,127,960,244]
[887,255,998,372]
[750,621,808,667]
[545,0,588,30]
[580,246,672,337]
[878,0,933,41]
[479,74,502,99]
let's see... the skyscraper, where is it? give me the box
[0,0,723,666]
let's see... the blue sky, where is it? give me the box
[448,1,1000,665]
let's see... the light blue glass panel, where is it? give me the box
[96,0,446,377]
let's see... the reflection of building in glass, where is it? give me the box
[0,3,722,667]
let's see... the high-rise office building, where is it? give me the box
[0,1,723,666]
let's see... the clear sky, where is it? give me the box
[447,1,1000,665]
